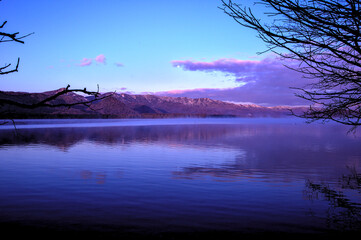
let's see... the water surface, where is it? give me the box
[0,118,360,237]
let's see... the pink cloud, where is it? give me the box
[95,54,106,64]
[166,89,189,94]
[77,54,106,67]
[76,54,124,67]
[168,57,313,106]
[165,88,214,95]
[78,58,93,67]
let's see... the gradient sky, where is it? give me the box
[1,0,309,106]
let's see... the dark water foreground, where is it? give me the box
[0,118,360,239]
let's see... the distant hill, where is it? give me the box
[0,89,306,119]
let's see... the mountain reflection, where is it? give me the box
[1,120,361,183]
[1,119,361,234]
[1,124,252,149]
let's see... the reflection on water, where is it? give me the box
[304,166,361,231]
[0,118,360,236]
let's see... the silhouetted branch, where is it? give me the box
[0,57,19,75]
[221,0,361,129]
[0,11,33,75]
[0,0,113,130]
[0,84,114,109]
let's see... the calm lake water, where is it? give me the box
[0,118,360,238]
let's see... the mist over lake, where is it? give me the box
[0,118,360,238]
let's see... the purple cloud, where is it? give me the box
[78,58,93,67]
[172,58,262,76]
[115,62,124,67]
[95,54,106,64]
[167,57,313,106]
[171,58,301,82]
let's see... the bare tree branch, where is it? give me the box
[221,0,361,129]
[0,12,33,75]
[0,84,114,109]
[0,3,30,129]
[0,0,112,124]
[0,57,19,75]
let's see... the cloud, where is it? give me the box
[166,57,313,106]
[171,57,301,83]
[95,54,106,64]
[78,58,93,67]
[77,54,106,67]
[115,62,124,67]
[171,58,261,77]
[76,54,125,68]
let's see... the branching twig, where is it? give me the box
[0,84,114,109]
[0,5,34,75]
[221,0,361,130]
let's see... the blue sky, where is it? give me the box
[1,0,308,106]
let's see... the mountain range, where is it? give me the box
[0,89,306,119]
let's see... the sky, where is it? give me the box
[1,0,310,106]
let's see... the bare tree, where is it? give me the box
[0,0,111,121]
[221,0,361,130]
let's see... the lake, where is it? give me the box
[0,118,360,238]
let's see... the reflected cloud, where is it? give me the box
[80,170,93,180]
[80,170,112,185]
[1,120,361,234]
[172,166,248,181]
